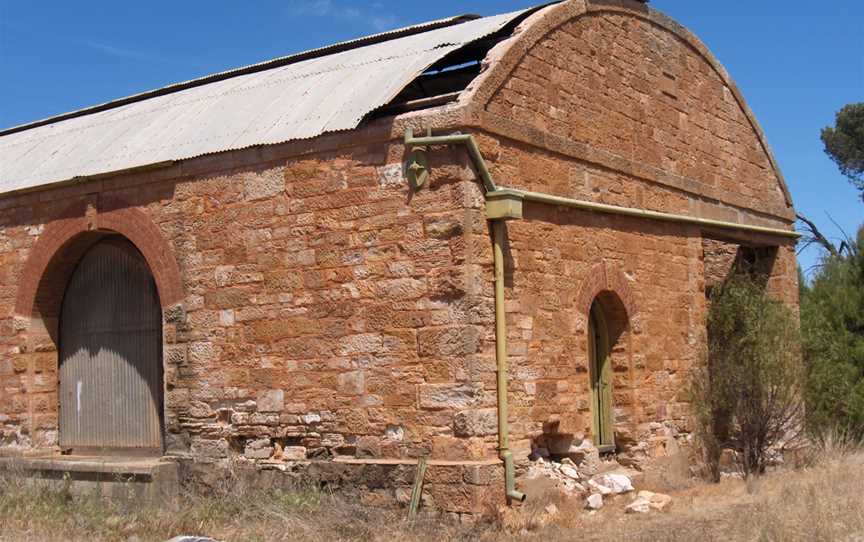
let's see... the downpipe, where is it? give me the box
[405,128,525,504]
[493,220,526,504]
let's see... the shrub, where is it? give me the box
[690,272,803,480]
[802,227,864,441]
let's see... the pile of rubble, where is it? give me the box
[520,446,672,513]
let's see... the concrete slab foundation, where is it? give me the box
[0,454,179,504]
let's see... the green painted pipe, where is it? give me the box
[404,129,498,193]
[487,188,800,239]
[405,129,799,240]
[405,128,524,504]
[493,219,526,504]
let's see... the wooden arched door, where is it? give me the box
[58,236,164,453]
[589,300,615,450]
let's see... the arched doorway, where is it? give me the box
[58,236,164,454]
[588,300,615,450]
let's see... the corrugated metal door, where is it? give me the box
[59,236,163,453]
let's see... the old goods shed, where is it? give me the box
[0,0,798,513]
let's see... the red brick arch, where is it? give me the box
[576,262,635,320]
[15,203,183,320]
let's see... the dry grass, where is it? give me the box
[3,450,864,542]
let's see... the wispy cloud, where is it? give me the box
[80,40,187,65]
[3,18,197,68]
[285,0,404,32]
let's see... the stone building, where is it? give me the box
[0,1,798,513]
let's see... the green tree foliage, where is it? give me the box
[802,226,864,439]
[691,273,803,481]
[821,103,864,200]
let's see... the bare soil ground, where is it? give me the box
[2,451,863,542]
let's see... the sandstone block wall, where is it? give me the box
[0,141,505,471]
[463,3,799,463]
[482,6,792,220]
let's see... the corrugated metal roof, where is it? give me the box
[0,9,527,196]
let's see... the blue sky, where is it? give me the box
[1,1,861,273]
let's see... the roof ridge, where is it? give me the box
[0,13,482,137]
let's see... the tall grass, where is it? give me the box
[3,450,864,542]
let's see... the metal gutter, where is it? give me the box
[486,189,801,239]
[404,129,799,239]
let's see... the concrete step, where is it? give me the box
[0,454,179,504]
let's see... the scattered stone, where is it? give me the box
[544,503,559,517]
[625,497,651,514]
[592,473,634,494]
[587,479,612,495]
[585,493,604,510]
[560,465,580,480]
[522,457,586,497]
[637,490,673,512]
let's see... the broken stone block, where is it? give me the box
[560,464,580,480]
[302,413,322,424]
[587,479,612,496]
[637,490,673,512]
[395,487,412,505]
[191,438,229,458]
[585,493,604,510]
[625,497,651,514]
[188,401,215,418]
[356,436,381,458]
[384,425,405,441]
[593,473,634,494]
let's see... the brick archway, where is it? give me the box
[576,262,635,321]
[15,203,183,322]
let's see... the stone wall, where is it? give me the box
[0,139,505,474]
[481,4,793,221]
[461,2,799,465]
